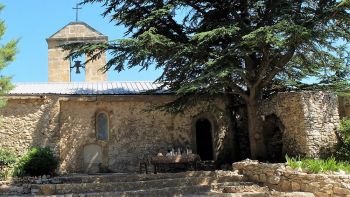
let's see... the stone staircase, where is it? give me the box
[1,171,315,196]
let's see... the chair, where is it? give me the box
[139,155,150,174]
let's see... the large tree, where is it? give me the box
[66,0,350,160]
[0,4,16,107]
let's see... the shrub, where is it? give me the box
[0,149,17,180]
[335,118,350,161]
[13,147,58,177]
[0,149,16,166]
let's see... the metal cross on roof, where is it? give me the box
[72,3,82,22]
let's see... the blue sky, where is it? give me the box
[1,0,162,82]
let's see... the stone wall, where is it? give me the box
[0,95,231,173]
[58,96,231,173]
[233,160,350,197]
[0,96,60,155]
[0,91,341,173]
[260,92,339,158]
[58,96,196,173]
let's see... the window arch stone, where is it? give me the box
[96,111,109,141]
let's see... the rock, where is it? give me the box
[268,176,280,185]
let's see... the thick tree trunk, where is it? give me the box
[223,94,238,162]
[246,98,267,160]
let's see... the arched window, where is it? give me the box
[96,112,109,141]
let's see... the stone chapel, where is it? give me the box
[0,21,342,173]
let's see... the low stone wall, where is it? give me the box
[233,160,350,197]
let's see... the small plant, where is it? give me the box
[13,147,58,177]
[0,149,16,166]
[302,159,323,173]
[0,149,17,180]
[286,155,350,174]
[322,157,339,172]
[285,155,302,170]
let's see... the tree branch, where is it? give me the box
[183,0,206,15]
[252,48,272,90]
[261,48,296,88]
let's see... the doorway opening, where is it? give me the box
[263,114,284,162]
[196,118,214,160]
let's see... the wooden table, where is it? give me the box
[150,154,201,174]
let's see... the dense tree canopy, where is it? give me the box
[0,4,16,107]
[66,0,350,160]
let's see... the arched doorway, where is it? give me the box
[196,118,214,160]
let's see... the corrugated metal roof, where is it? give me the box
[9,81,165,95]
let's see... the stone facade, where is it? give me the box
[260,91,339,158]
[233,160,350,197]
[0,95,231,173]
[0,96,60,155]
[0,91,341,173]
[47,22,108,82]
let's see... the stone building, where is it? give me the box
[0,22,341,173]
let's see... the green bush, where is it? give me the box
[0,149,16,166]
[336,118,350,161]
[0,149,17,180]
[13,147,58,177]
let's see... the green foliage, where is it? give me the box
[286,155,350,174]
[71,0,350,96]
[13,147,58,177]
[67,1,350,158]
[285,155,302,169]
[339,118,350,143]
[0,149,16,180]
[0,4,16,105]
[67,0,350,109]
[0,148,16,166]
[335,119,350,161]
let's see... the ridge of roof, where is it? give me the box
[9,81,166,96]
[47,21,106,40]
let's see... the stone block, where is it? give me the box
[281,180,291,191]
[291,182,301,191]
[268,176,280,185]
[333,186,350,195]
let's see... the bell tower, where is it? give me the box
[46,22,108,82]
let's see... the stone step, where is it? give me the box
[36,187,313,197]
[34,185,211,197]
[193,191,315,197]
[190,192,269,197]
[5,191,316,197]
[0,185,24,195]
[0,183,31,196]
[211,181,256,190]
[31,176,234,195]
[53,171,244,184]
[269,192,315,197]
[221,185,270,193]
